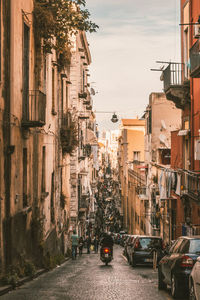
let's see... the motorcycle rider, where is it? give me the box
[100,232,114,258]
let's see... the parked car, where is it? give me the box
[158,236,200,299]
[126,235,138,263]
[123,235,131,257]
[129,235,165,267]
[120,234,128,247]
[189,256,200,300]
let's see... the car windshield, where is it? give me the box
[138,238,162,250]
[189,239,200,254]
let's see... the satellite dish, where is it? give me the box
[159,134,169,148]
[161,120,167,130]
[90,88,95,95]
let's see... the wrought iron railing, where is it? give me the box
[79,195,89,210]
[22,90,46,127]
[163,63,184,92]
[190,39,200,77]
[181,169,200,200]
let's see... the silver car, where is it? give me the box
[189,256,200,300]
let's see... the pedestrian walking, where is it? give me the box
[86,235,91,254]
[94,236,99,253]
[78,236,84,256]
[71,229,79,260]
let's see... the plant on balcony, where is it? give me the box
[60,120,78,155]
[78,92,87,99]
[33,0,98,68]
[60,193,67,209]
[84,143,92,157]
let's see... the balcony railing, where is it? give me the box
[79,195,89,211]
[22,90,46,127]
[163,63,184,92]
[162,63,190,109]
[190,39,200,78]
[181,170,200,201]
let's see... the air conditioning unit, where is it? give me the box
[194,24,200,38]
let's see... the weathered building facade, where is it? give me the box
[118,119,145,233]
[144,93,181,242]
[0,0,97,276]
[160,0,200,239]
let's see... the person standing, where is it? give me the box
[71,230,79,260]
[86,235,91,254]
[78,236,84,256]
[94,236,99,253]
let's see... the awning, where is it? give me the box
[178,129,190,136]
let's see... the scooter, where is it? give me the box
[100,246,113,265]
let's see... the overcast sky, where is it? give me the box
[85,0,180,132]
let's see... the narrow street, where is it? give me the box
[1,246,178,300]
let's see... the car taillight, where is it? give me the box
[104,248,110,253]
[180,255,194,268]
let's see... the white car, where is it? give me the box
[189,256,200,300]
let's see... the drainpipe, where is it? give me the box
[189,0,194,171]
[3,0,12,269]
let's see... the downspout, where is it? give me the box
[189,0,194,171]
[3,0,12,269]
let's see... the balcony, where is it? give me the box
[181,170,200,201]
[22,90,46,127]
[163,63,190,109]
[79,194,89,212]
[190,40,200,78]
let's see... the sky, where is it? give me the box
[85,0,180,132]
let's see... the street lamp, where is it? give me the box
[111,113,118,123]
[95,111,119,123]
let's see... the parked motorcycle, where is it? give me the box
[100,246,113,265]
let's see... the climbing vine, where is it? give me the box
[60,114,78,154]
[33,0,98,68]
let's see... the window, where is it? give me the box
[133,151,140,162]
[66,84,69,109]
[172,239,184,253]
[23,23,30,119]
[189,239,200,254]
[52,68,55,114]
[43,56,46,94]
[23,148,28,207]
[179,239,189,253]
[147,109,152,134]
[82,70,85,92]
[159,149,171,165]
[41,146,46,193]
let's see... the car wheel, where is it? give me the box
[158,267,167,290]
[171,274,181,299]
[189,282,196,300]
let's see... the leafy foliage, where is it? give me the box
[33,0,98,67]
[60,114,78,154]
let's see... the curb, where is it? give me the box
[0,257,70,297]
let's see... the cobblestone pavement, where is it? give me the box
[1,246,184,300]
